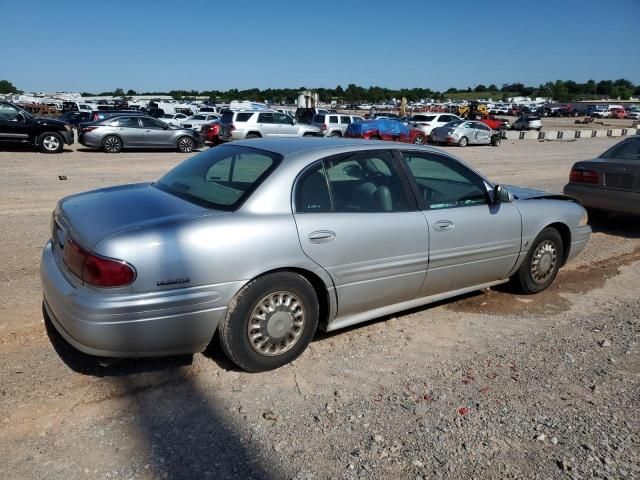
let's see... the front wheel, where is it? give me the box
[491,135,501,147]
[177,136,194,153]
[218,272,319,372]
[39,132,64,153]
[458,136,468,147]
[512,227,563,294]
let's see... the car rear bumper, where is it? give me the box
[41,241,238,358]
[563,184,640,215]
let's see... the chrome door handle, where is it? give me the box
[433,220,454,232]
[308,230,336,244]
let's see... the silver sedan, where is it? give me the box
[430,120,501,147]
[78,115,201,153]
[41,139,590,371]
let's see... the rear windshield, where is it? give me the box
[221,111,234,124]
[313,114,325,123]
[601,138,640,160]
[412,115,436,122]
[444,120,464,128]
[526,116,541,121]
[155,145,282,210]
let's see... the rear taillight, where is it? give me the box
[570,168,599,184]
[81,126,98,132]
[63,238,135,287]
[321,124,327,131]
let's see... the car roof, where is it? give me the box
[230,137,444,158]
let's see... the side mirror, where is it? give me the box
[163,124,169,130]
[16,113,25,122]
[494,185,514,203]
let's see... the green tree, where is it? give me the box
[474,84,487,92]
[0,79,20,94]
[126,89,137,96]
[113,88,125,96]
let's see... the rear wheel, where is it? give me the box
[177,136,194,153]
[330,131,341,137]
[458,136,468,147]
[102,135,122,153]
[491,135,501,147]
[413,134,426,145]
[39,132,64,153]
[245,133,260,139]
[218,272,319,372]
[512,227,563,294]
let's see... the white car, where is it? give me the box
[627,111,640,120]
[358,104,372,110]
[158,113,189,126]
[409,113,461,136]
[180,113,221,130]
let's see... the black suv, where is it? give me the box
[0,101,74,153]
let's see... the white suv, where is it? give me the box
[311,113,364,137]
[409,113,461,135]
[219,110,321,141]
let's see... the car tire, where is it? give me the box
[177,136,194,153]
[303,133,315,137]
[413,134,426,145]
[330,131,341,137]
[218,271,319,372]
[102,135,122,153]
[491,136,501,147]
[458,136,468,147]
[512,227,563,294]
[245,133,260,139]
[38,132,64,154]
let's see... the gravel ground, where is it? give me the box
[0,137,639,479]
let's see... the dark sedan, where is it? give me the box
[564,137,640,216]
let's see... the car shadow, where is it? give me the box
[0,145,73,154]
[588,212,640,238]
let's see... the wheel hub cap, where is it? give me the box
[531,240,557,283]
[248,292,305,356]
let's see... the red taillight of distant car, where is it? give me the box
[63,238,135,287]
[569,168,599,184]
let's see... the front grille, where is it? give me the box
[604,173,636,190]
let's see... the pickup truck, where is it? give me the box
[478,115,510,131]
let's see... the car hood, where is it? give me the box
[506,185,578,202]
[34,117,70,128]
[57,183,221,248]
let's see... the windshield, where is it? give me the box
[191,115,207,120]
[155,145,282,210]
[601,138,640,160]
[444,120,464,128]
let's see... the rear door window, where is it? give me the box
[258,113,274,124]
[235,113,253,122]
[328,115,339,124]
[110,117,140,127]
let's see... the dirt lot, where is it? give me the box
[1,138,639,480]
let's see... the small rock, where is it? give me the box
[411,460,424,468]
[536,433,547,441]
[599,339,611,347]
[262,411,282,421]
[379,450,389,459]
[550,437,558,445]
[372,434,384,443]
[582,443,594,451]
[58,175,67,181]
[238,406,248,414]
[334,390,343,398]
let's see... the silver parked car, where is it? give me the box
[79,115,201,153]
[219,110,321,141]
[430,120,501,147]
[42,139,590,372]
[563,136,640,215]
[512,115,543,131]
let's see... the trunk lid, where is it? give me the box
[56,183,221,249]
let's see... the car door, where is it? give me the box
[293,150,429,318]
[400,150,522,296]
[0,103,31,143]
[273,112,298,136]
[474,122,491,144]
[256,112,279,137]
[108,116,144,147]
[139,117,172,147]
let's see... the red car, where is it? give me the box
[478,115,510,131]
[610,108,627,119]
[200,121,221,145]
[344,119,427,144]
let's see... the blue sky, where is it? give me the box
[1,0,639,93]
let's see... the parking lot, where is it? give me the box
[1,137,639,479]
